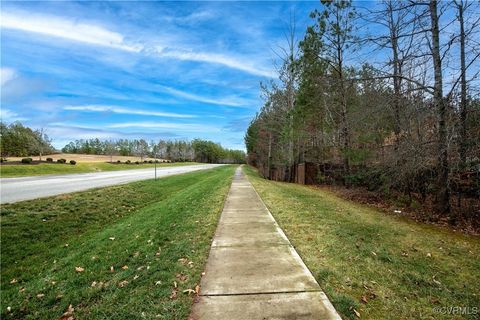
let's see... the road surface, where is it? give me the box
[0,164,224,204]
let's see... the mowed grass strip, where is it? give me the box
[1,165,236,319]
[0,162,199,178]
[243,166,480,320]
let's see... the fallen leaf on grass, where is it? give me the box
[121,265,128,270]
[37,293,45,299]
[155,281,162,286]
[118,280,129,288]
[360,296,368,304]
[353,309,361,318]
[195,285,200,294]
[109,237,115,241]
[176,273,188,282]
[169,288,178,300]
[91,281,97,287]
[59,304,75,320]
[10,278,17,284]
[110,266,114,273]
[183,289,196,295]
[75,267,85,273]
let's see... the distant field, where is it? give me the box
[5,153,166,163]
[0,162,199,178]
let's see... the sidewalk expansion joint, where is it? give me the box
[199,289,323,297]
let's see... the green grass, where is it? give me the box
[243,166,480,320]
[1,165,236,319]
[0,162,199,177]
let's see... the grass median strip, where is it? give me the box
[243,166,480,320]
[0,162,199,178]
[1,165,236,319]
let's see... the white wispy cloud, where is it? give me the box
[155,47,275,78]
[0,10,141,52]
[107,121,220,132]
[1,10,274,78]
[1,67,17,87]
[157,85,253,107]
[0,108,27,122]
[64,105,195,118]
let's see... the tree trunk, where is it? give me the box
[388,1,402,148]
[267,132,272,179]
[337,27,350,175]
[430,0,450,214]
[457,0,468,167]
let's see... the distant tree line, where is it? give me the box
[0,122,55,159]
[62,138,245,164]
[245,0,479,224]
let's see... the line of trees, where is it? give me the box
[62,138,245,164]
[0,122,55,159]
[245,0,479,223]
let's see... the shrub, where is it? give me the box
[57,158,67,163]
[135,161,140,164]
[46,158,53,162]
[21,158,33,164]
[117,160,121,163]
[155,160,159,163]
[70,160,76,165]
[0,158,7,163]
[144,160,148,163]
[126,160,131,164]
[149,160,153,163]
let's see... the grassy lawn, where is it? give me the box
[244,166,480,320]
[1,165,236,319]
[0,162,199,178]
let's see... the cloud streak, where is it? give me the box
[155,47,275,78]
[64,105,195,118]
[157,85,254,107]
[0,108,27,122]
[1,10,274,78]
[1,67,17,86]
[0,10,140,52]
[107,121,220,132]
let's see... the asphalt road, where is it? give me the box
[0,164,224,204]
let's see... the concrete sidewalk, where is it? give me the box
[190,167,341,319]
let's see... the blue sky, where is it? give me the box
[1,1,320,150]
